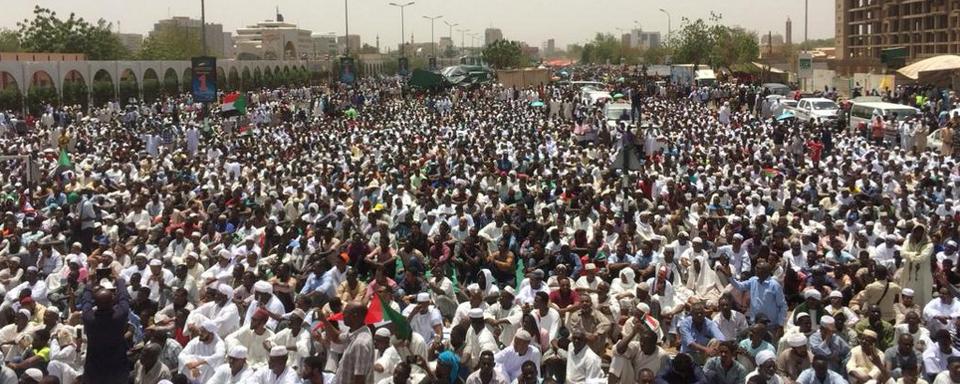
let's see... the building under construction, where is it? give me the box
[836,0,960,61]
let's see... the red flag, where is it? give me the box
[365,293,383,325]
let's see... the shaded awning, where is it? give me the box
[897,55,960,80]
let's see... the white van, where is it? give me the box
[603,102,632,128]
[848,101,920,131]
[695,69,717,87]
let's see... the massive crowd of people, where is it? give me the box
[0,64,958,384]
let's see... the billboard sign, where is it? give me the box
[191,56,217,103]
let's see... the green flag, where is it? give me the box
[378,293,412,340]
[515,257,526,290]
[58,149,72,168]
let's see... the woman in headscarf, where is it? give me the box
[685,252,724,304]
[611,267,637,300]
[430,350,464,384]
[900,222,934,306]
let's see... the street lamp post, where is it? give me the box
[443,20,458,54]
[388,2,415,57]
[658,8,671,43]
[423,15,442,58]
[344,0,350,54]
[201,0,207,55]
[457,28,469,55]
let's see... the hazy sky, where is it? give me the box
[0,0,835,50]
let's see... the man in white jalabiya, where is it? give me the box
[178,319,226,382]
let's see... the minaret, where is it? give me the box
[786,17,793,45]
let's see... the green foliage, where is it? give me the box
[142,79,160,103]
[642,46,672,65]
[138,25,203,60]
[0,29,20,52]
[92,81,114,107]
[26,86,57,115]
[482,39,525,69]
[0,88,22,112]
[118,80,138,105]
[62,81,88,109]
[17,6,127,60]
[580,33,621,64]
[668,13,760,70]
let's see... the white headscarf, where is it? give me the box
[611,268,637,296]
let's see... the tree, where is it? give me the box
[138,25,203,60]
[17,6,127,60]
[669,13,759,70]
[482,39,525,69]
[580,33,622,64]
[0,29,20,52]
[642,46,673,65]
[710,27,759,71]
[670,17,714,69]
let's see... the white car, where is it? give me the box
[794,97,840,122]
[929,128,948,152]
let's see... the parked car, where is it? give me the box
[762,83,791,96]
[603,102,632,128]
[794,98,840,122]
[848,101,919,132]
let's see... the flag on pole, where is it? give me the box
[58,149,72,168]
[515,257,526,290]
[220,92,247,117]
[375,293,412,340]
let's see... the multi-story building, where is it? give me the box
[234,21,313,60]
[544,39,556,56]
[116,33,143,54]
[337,35,361,55]
[629,29,661,50]
[151,17,225,57]
[484,28,503,46]
[311,33,338,59]
[439,37,453,53]
[836,0,960,60]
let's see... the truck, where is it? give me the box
[670,64,717,87]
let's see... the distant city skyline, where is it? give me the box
[0,0,835,51]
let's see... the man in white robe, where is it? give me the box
[178,320,226,382]
[244,281,286,331]
[225,308,274,369]
[208,345,256,384]
[566,330,606,383]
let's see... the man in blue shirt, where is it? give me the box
[796,355,849,384]
[808,316,851,374]
[678,302,726,364]
[729,261,788,333]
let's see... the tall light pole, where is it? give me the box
[423,15,442,58]
[200,0,207,55]
[615,27,625,63]
[658,8,671,43]
[388,1,415,57]
[444,20,458,55]
[457,28,469,55]
[344,0,350,55]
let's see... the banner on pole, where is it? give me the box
[191,56,217,103]
[339,56,356,84]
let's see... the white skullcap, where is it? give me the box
[468,308,485,319]
[201,320,218,334]
[514,329,532,341]
[219,249,233,259]
[503,286,516,296]
[158,381,173,384]
[17,309,30,318]
[585,263,597,270]
[289,309,306,319]
[269,346,288,357]
[466,283,480,292]
[416,292,431,303]
[218,284,234,298]
[902,288,914,296]
[820,316,836,327]
[803,289,822,301]
[787,333,807,347]
[755,350,776,366]
[375,327,392,337]
[24,368,43,381]
[637,302,650,314]
[149,259,162,267]
[228,345,248,359]
[828,290,842,299]
[253,281,273,294]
